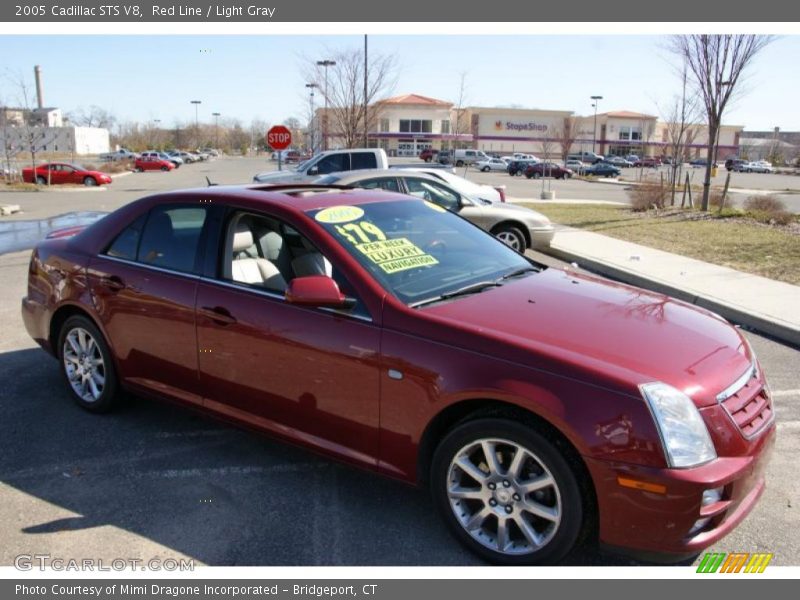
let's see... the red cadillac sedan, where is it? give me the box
[21,185,775,565]
[22,162,113,186]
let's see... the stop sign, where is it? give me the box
[267,125,292,150]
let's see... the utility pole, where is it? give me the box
[190,100,201,148]
[305,83,317,153]
[591,95,602,154]
[317,59,336,150]
[212,112,221,149]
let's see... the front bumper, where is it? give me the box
[585,421,775,557]
[529,226,555,249]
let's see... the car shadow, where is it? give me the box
[0,347,660,567]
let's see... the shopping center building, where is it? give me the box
[317,93,743,160]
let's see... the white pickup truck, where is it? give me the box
[99,148,138,162]
[253,148,388,183]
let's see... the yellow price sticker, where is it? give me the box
[315,205,365,224]
[424,200,447,213]
[355,237,439,274]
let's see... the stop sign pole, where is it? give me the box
[267,125,292,171]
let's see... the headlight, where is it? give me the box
[640,382,717,468]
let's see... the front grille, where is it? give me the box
[720,374,773,439]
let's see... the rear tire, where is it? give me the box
[36,176,47,185]
[431,418,584,565]
[57,315,121,413]
[135,167,143,173]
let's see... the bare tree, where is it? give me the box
[67,105,117,130]
[249,118,270,154]
[449,72,469,152]
[669,34,774,210]
[657,64,703,205]
[304,47,397,149]
[554,116,579,162]
[3,70,50,182]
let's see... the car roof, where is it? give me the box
[156,183,416,214]
[325,169,442,183]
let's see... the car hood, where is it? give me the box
[421,268,750,406]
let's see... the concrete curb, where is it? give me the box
[543,245,800,348]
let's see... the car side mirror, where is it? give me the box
[285,275,355,309]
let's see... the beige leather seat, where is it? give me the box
[231,225,286,291]
[292,238,333,277]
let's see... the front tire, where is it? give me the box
[492,224,526,251]
[431,418,583,565]
[83,176,97,186]
[161,166,169,171]
[58,315,121,413]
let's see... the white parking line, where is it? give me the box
[771,389,800,397]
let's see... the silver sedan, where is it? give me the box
[314,169,555,251]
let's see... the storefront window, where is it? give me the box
[399,119,433,134]
[441,120,450,134]
[379,118,390,133]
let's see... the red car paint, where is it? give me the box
[22,162,112,186]
[134,156,175,172]
[21,186,774,560]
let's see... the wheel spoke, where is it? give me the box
[519,473,554,494]
[86,337,96,355]
[77,329,88,352]
[448,486,484,501]
[88,377,101,399]
[91,370,105,388]
[465,507,491,532]
[515,514,543,547]
[64,354,80,365]
[481,440,502,476]
[66,335,81,356]
[496,516,510,551]
[522,499,560,522]
[456,456,488,484]
[507,446,526,478]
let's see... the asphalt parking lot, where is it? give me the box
[0,156,797,566]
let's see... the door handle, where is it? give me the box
[199,306,237,325]
[100,275,125,292]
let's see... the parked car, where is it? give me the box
[419,148,439,163]
[690,158,712,168]
[633,157,662,168]
[394,167,505,204]
[738,161,774,173]
[134,156,175,172]
[581,163,622,178]
[99,148,138,162]
[453,149,490,167]
[567,151,604,164]
[625,154,640,163]
[140,151,182,168]
[22,163,113,186]
[475,158,510,172]
[169,151,201,163]
[603,156,634,168]
[507,159,538,177]
[254,148,388,183]
[524,162,573,180]
[436,150,453,165]
[22,183,775,565]
[200,148,221,157]
[725,158,747,171]
[512,153,538,161]
[564,160,587,173]
[316,169,553,250]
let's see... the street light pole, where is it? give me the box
[317,59,336,150]
[152,119,161,149]
[212,112,221,150]
[305,83,317,153]
[190,100,201,148]
[590,95,602,155]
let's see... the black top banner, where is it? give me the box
[1,0,797,22]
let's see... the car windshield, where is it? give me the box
[308,199,537,307]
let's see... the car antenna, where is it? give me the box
[205,176,218,187]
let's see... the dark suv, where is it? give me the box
[524,162,574,180]
[725,158,747,172]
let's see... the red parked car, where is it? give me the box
[634,157,663,168]
[22,162,113,186]
[419,148,439,162]
[21,185,774,565]
[524,162,574,180]
[134,156,175,172]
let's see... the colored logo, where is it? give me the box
[315,206,364,224]
[696,552,772,573]
[494,120,503,131]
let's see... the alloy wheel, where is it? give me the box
[62,327,106,403]
[495,231,522,250]
[446,438,562,556]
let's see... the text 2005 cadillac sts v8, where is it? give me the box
[22,184,775,565]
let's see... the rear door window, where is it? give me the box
[351,152,378,170]
[137,206,208,273]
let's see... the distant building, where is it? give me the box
[1,107,109,156]
[313,93,744,159]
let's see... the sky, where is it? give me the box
[0,34,797,131]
